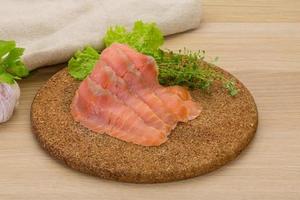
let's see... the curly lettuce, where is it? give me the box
[104,20,163,57]
[68,46,99,80]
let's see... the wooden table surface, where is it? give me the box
[1,1,300,199]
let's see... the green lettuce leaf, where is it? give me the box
[68,46,99,80]
[104,26,129,47]
[104,20,163,57]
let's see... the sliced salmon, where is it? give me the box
[71,77,166,146]
[89,61,171,134]
[71,43,201,146]
[163,86,202,120]
[110,43,201,121]
[100,46,178,128]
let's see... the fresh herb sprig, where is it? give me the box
[0,40,29,84]
[157,49,239,95]
[157,49,212,89]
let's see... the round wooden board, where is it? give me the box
[31,67,258,183]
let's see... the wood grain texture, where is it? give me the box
[202,0,300,22]
[0,0,300,199]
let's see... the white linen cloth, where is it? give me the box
[0,0,202,70]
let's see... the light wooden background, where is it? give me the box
[1,0,300,199]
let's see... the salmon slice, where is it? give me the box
[110,43,200,121]
[154,89,189,122]
[163,86,202,120]
[100,47,178,128]
[166,86,192,100]
[71,78,166,146]
[111,43,158,84]
[71,81,108,133]
[89,61,171,134]
[71,43,201,146]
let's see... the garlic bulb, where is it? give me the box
[0,82,20,123]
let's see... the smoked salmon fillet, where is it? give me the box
[71,78,166,146]
[110,43,201,121]
[71,43,202,146]
[100,48,178,128]
[89,62,171,133]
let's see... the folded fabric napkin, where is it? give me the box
[0,0,202,70]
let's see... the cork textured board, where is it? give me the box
[31,66,258,183]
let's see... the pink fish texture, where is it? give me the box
[71,43,202,146]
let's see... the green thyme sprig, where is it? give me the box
[157,49,239,96]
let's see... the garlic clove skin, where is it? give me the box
[0,82,20,123]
